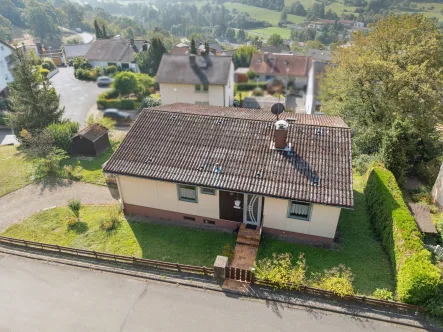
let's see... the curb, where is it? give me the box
[0,244,438,331]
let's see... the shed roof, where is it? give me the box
[104,103,353,208]
[74,123,109,142]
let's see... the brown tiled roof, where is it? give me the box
[152,103,348,128]
[250,53,312,77]
[104,104,353,208]
[74,123,108,142]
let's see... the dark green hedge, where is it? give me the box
[97,98,140,110]
[365,164,440,304]
[236,82,267,91]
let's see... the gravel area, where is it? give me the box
[0,180,119,232]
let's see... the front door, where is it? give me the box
[243,194,263,226]
[219,191,243,223]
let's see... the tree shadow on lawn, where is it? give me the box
[257,189,396,296]
[127,216,237,267]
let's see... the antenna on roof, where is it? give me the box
[271,103,285,120]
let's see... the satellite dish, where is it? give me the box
[271,103,285,120]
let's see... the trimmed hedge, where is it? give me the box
[236,82,267,91]
[365,164,440,304]
[97,98,140,110]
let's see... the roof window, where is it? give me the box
[213,163,222,174]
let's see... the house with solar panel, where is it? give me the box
[103,103,353,245]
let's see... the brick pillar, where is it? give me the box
[213,255,229,280]
[274,128,287,149]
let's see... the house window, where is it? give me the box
[178,184,198,203]
[287,201,311,221]
[121,63,130,69]
[201,187,216,195]
[195,84,208,92]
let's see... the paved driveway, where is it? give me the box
[50,67,107,126]
[0,128,18,146]
[0,254,411,332]
[0,181,118,232]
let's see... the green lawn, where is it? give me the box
[2,205,237,267]
[249,27,292,39]
[257,173,395,296]
[0,146,34,197]
[224,3,304,25]
[62,142,118,185]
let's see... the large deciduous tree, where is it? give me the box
[232,45,258,68]
[7,50,64,136]
[320,14,443,182]
[267,33,284,47]
[25,6,60,43]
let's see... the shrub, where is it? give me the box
[63,165,82,181]
[365,164,441,304]
[0,112,6,125]
[253,87,264,96]
[113,71,138,96]
[437,214,443,244]
[312,265,354,297]
[73,57,91,70]
[67,199,82,220]
[102,89,119,99]
[105,65,117,75]
[40,68,50,78]
[254,253,306,290]
[426,283,443,317]
[46,121,79,154]
[410,185,433,204]
[247,69,257,80]
[66,215,78,227]
[120,99,137,109]
[372,288,394,301]
[139,96,161,109]
[41,58,56,71]
[86,115,116,130]
[354,154,379,175]
[236,82,267,91]
[101,205,122,231]
[0,98,9,110]
[222,243,235,263]
[33,148,68,178]
[97,98,121,109]
[415,157,443,186]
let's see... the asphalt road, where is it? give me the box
[0,254,411,332]
[50,67,107,126]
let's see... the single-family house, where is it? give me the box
[307,49,332,62]
[103,103,353,245]
[198,42,223,55]
[305,61,328,114]
[156,55,234,107]
[0,42,14,97]
[249,53,312,89]
[84,38,149,72]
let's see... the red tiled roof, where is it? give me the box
[104,104,353,208]
[250,54,312,77]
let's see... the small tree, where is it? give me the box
[267,33,284,47]
[190,37,197,54]
[113,72,138,97]
[94,19,102,39]
[246,70,257,80]
[67,199,82,221]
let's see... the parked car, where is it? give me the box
[97,76,113,87]
[103,109,132,123]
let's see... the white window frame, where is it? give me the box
[177,184,198,203]
[287,201,312,221]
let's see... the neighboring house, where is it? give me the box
[198,42,223,55]
[305,61,328,114]
[432,163,443,207]
[156,54,235,107]
[171,43,189,55]
[307,49,332,62]
[0,42,14,97]
[249,53,312,89]
[234,67,249,83]
[64,43,92,61]
[84,38,149,72]
[72,123,110,156]
[103,103,353,245]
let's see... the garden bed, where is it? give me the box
[257,173,395,296]
[1,205,236,267]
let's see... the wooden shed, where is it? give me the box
[72,123,110,157]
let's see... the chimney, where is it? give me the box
[274,120,289,149]
[189,54,196,66]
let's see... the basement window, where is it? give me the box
[287,201,311,221]
[201,187,216,195]
[177,184,198,203]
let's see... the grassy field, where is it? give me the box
[257,173,395,296]
[248,27,292,38]
[62,142,118,185]
[2,205,237,266]
[0,146,34,197]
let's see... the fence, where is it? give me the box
[225,266,427,313]
[0,236,212,276]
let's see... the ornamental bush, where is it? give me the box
[47,121,79,154]
[312,265,354,297]
[253,87,264,96]
[365,163,440,304]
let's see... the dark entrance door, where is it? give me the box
[219,191,243,222]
